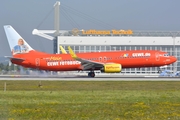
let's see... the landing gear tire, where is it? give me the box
[88,72,95,77]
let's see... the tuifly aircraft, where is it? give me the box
[4,25,177,77]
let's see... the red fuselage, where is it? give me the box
[11,50,177,71]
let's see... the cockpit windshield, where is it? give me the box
[164,53,169,57]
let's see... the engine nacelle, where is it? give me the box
[101,64,122,73]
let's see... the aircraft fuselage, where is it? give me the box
[11,50,176,71]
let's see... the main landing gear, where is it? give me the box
[88,71,95,77]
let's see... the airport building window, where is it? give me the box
[91,46,95,52]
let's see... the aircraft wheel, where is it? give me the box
[88,72,95,77]
[90,72,95,77]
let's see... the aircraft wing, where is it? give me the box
[68,46,104,70]
[5,56,25,61]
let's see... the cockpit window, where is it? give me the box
[164,54,169,56]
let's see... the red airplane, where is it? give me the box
[4,25,177,77]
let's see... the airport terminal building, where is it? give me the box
[55,29,180,74]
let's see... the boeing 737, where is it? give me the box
[4,25,177,77]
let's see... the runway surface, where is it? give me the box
[0,74,179,81]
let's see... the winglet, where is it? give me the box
[68,46,78,59]
[60,46,67,54]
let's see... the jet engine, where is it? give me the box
[101,63,122,73]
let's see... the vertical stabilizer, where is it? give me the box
[4,25,34,55]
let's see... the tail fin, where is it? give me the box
[4,25,34,55]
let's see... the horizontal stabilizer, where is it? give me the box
[5,56,25,61]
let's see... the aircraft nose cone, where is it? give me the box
[171,56,177,63]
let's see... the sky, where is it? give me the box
[0,0,180,57]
